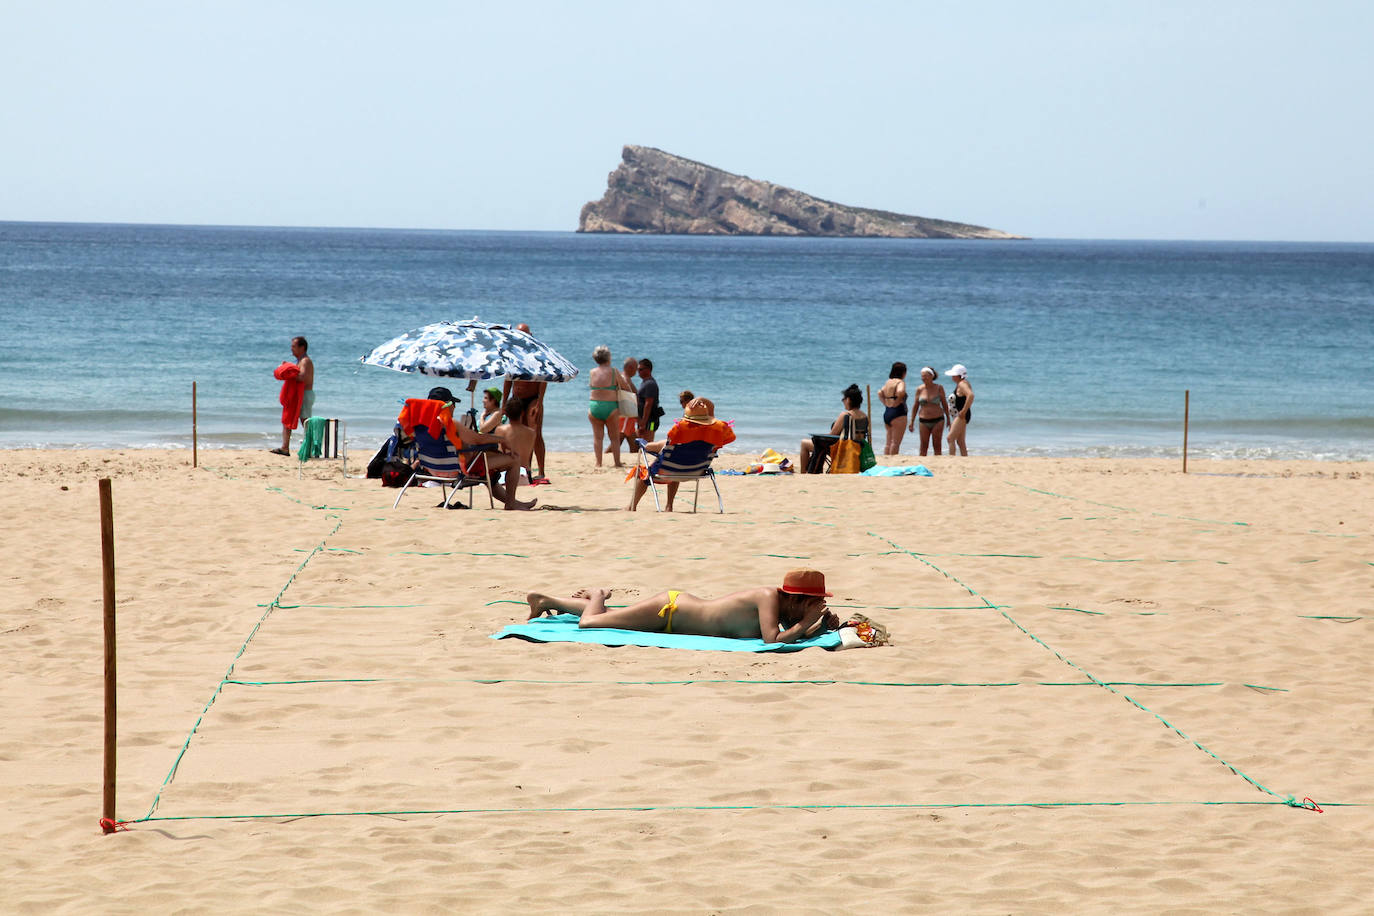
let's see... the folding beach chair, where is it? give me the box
[635,437,724,513]
[297,417,347,479]
[392,400,497,509]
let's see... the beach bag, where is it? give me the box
[836,613,890,649]
[617,388,637,417]
[828,415,865,475]
[859,439,877,472]
[381,460,414,487]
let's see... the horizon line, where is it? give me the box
[1,218,1371,246]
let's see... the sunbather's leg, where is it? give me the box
[526,591,599,618]
[664,481,680,511]
[576,590,674,630]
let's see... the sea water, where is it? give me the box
[1,221,1371,461]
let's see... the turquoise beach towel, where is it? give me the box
[862,464,933,477]
[491,613,840,652]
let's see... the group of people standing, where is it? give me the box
[587,347,666,468]
[876,362,973,457]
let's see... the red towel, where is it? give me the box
[274,362,303,429]
[397,398,447,439]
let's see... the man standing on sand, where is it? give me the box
[271,336,313,455]
[636,357,662,441]
[502,323,549,483]
[620,355,640,453]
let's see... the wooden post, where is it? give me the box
[1182,389,1190,474]
[99,478,117,833]
[192,381,198,468]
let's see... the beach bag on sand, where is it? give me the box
[829,415,871,474]
[836,613,890,648]
[858,440,876,472]
[381,460,413,487]
[829,438,862,474]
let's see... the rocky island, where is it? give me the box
[579,145,1023,239]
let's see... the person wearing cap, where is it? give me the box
[908,366,951,457]
[525,568,840,643]
[945,364,973,456]
[626,397,736,511]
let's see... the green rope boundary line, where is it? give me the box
[867,529,1310,808]
[1007,479,1365,541]
[122,487,1327,827]
[134,797,1351,824]
[135,515,345,822]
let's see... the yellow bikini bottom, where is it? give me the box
[658,590,681,632]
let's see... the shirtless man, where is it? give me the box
[525,568,840,643]
[274,336,314,454]
[488,396,538,510]
[502,323,548,481]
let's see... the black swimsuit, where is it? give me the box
[883,396,907,426]
[952,392,971,424]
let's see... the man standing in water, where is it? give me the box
[502,323,548,483]
[271,336,313,455]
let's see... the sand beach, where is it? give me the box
[2,448,1370,913]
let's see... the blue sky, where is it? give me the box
[3,1,1370,240]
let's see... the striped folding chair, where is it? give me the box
[636,438,724,513]
[392,423,496,509]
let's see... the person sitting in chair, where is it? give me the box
[416,396,537,511]
[627,397,735,511]
[525,568,840,643]
[798,383,870,474]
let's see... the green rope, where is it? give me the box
[392,550,531,557]
[126,797,1351,825]
[264,603,433,609]
[1008,481,1264,528]
[138,515,345,822]
[868,529,1298,804]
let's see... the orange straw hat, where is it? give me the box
[682,397,716,425]
[779,568,833,597]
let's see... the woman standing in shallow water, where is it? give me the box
[945,363,973,456]
[908,366,950,456]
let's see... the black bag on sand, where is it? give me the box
[381,460,414,487]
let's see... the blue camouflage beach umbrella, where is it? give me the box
[360,319,579,382]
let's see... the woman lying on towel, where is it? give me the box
[525,568,840,643]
